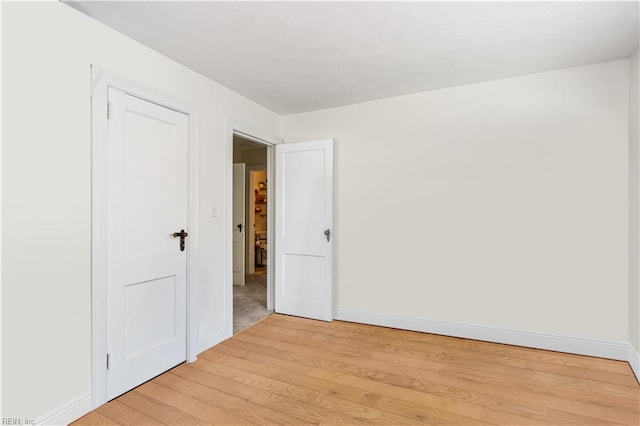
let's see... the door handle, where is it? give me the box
[324,229,331,242]
[237,223,243,232]
[172,229,188,252]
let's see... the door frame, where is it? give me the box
[225,122,279,336]
[91,66,199,408]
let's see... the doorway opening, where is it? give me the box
[233,134,273,333]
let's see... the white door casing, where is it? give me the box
[106,88,188,400]
[275,139,334,321]
[233,163,246,286]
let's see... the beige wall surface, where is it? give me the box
[1,2,280,419]
[630,48,640,353]
[283,60,629,343]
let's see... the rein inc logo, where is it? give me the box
[2,419,35,425]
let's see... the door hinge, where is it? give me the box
[107,102,112,119]
[106,353,110,370]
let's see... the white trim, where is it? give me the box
[223,122,280,342]
[629,344,640,383]
[187,105,200,364]
[266,145,275,311]
[90,66,199,408]
[198,328,228,354]
[334,308,631,361]
[35,392,92,426]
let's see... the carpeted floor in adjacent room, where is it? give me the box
[233,270,272,333]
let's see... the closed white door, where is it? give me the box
[275,139,334,321]
[233,163,246,286]
[107,88,188,400]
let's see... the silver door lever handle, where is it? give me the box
[324,229,330,242]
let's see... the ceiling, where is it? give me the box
[66,1,639,115]
[234,135,267,152]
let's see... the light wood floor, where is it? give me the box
[74,314,640,425]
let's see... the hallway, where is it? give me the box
[233,270,272,333]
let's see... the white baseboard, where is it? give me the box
[198,328,230,354]
[35,391,91,426]
[334,308,630,361]
[29,314,639,426]
[629,344,640,383]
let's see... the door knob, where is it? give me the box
[172,229,188,252]
[324,229,331,242]
[237,224,243,232]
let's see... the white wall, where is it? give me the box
[283,60,629,343]
[1,2,280,419]
[628,46,639,379]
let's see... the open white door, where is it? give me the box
[106,88,188,400]
[233,163,246,286]
[275,139,334,321]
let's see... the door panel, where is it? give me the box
[275,139,334,321]
[107,88,188,400]
[282,254,325,301]
[124,109,181,257]
[233,163,246,286]
[280,149,326,254]
[125,276,177,357]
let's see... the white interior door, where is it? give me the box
[275,139,334,321]
[233,163,246,286]
[107,88,188,400]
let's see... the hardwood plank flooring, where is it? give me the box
[74,314,640,425]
